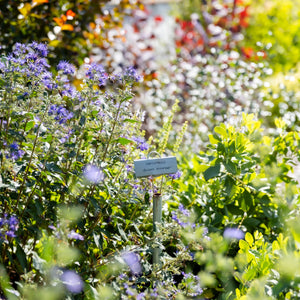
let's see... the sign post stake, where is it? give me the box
[134,153,178,268]
[153,192,162,267]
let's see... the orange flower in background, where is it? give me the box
[241,47,254,59]
[53,12,74,31]
[32,0,48,4]
[66,10,76,18]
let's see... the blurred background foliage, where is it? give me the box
[243,0,300,73]
[0,0,142,67]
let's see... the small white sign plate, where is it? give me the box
[134,156,178,178]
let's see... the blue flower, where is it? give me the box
[48,105,74,124]
[121,251,142,275]
[7,143,25,161]
[132,137,149,151]
[85,63,108,86]
[60,270,84,294]
[68,230,84,241]
[178,204,190,216]
[0,214,19,241]
[83,164,104,184]
[57,61,76,75]
[123,66,142,82]
[168,170,182,180]
[223,228,245,240]
[29,42,48,57]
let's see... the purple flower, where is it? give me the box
[85,63,108,86]
[68,230,84,241]
[29,42,48,57]
[132,137,149,151]
[171,211,187,227]
[61,270,84,294]
[178,204,190,216]
[123,66,142,82]
[0,214,19,241]
[223,228,245,240]
[41,71,54,90]
[137,292,145,300]
[57,61,76,75]
[7,142,24,160]
[168,170,182,180]
[83,164,104,184]
[121,251,142,275]
[48,105,74,124]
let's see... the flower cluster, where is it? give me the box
[57,61,76,76]
[85,62,108,86]
[48,105,74,124]
[123,66,142,82]
[121,251,142,275]
[168,170,182,180]
[0,214,19,241]
[132,136,149,151]
[172,204,195,228]
[6,142,25,161]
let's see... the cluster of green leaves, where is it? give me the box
[243,0,300,73]
[170,113,300,298]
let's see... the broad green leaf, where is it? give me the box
[239,239,249,251]
[117,223,128,241]
[224,161,237,174]
[16,245,27,272]
[208,134,220,144]
[203,163,221,181]
[115,137,132,146]
[192,157,209,173]
[25,120,35,131]
[245,232,254,247]
[214,125,227,138]
[45,162,62,173]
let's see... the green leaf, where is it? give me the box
[239,239,250,251]
[224,160,237,174]
[16,245,27,272]
[115,137,132,146]
[227,204,244,215]
[123,118,141,124]
[45,162,62,173]
[208,134,220,144]
[117,223,128,241]
[25,120,35,131]
[192,157,209,173]
[79,115,86,126]
[203,163,221,181]
[245,232,254,247]
[214,125,227,138]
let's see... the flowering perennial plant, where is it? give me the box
[0,42,203,299]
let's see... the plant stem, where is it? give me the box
[15,101,50,209]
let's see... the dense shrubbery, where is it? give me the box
[1,1,300,299]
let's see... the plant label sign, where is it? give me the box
[134,156,178,178]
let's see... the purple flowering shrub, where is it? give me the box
[0,42,157,298]
[0,41,208,299]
